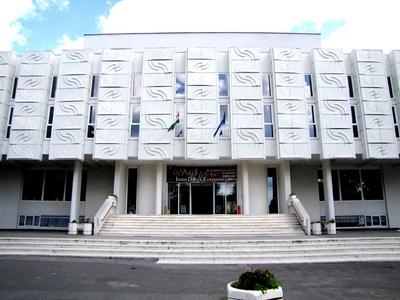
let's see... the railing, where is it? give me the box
[94,195,118,235]
[288,194,311,235]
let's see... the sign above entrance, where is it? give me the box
[167,166,237,183]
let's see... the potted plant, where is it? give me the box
[68,220,78,235]
[82,218,93,235]
[325,219,336,235]
[311,221,322,235]
[227,269,283,300]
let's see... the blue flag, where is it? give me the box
[213,113,226,138]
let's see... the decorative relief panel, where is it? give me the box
[93,48,133,160]
[352,49,398,158]
[139,48,175,160]
[185,47,218,160]
[312,48,355,159]
[389,50,400,155]
[50,49,93,160]
[0,51,16,153]
[229,47,264,159]
[272,48,310,159]
[8,51,54,160]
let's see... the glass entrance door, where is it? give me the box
[191,183,213,214]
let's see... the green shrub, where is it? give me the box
[232,269,281,293]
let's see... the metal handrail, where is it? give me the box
[94,195,118,235]
[288,194,311,235]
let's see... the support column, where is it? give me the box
[242,161,250,215]
[69,160,82,222]
[113,161,127,214]
[323,160,336,234]
[155,162,163,215]
[278,161,291,213]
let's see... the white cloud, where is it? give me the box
[98,0,400,52]
[35,0,69,11]
[54,34,83,53]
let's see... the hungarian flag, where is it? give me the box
[167,111,180,132]
[213,112,226,137]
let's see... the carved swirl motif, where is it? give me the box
[19,104,36,114]
[105,89,122,99]
[372,117,384,127]
[24,78,40,88]
[145,115,168,128]
[280,75,298,85]
[16,132,33,142]
[320,74,343,87]
[364,64,377,73]
[59,103,79,115]
[102,117,121,127]
[56,131,77,143]
[192,115,211,126]
[144,144,167,158]
[12,145,34,159]
[285,131,301,141]
[0,55,4,64]
[368,89,382,99]
[106,63,123,73]
[63,76,82,88]
[237,129,261,143]
[66,51,86,62]
[375,146,388,156]
[26,52,43,62]
[326,129,350,143]
[235,73,257,86]
[101,146,118,156]
[316,49,340,61]
[147,61,169,73]
[192,61,211,71]
[323,101,346,114]
[192,146,211,156]
[233,48,257,60]
[235,101,258,114]
[279,49,296,59]
[147,88,168,100]
[283,103,299,112]
[192,88,210,98]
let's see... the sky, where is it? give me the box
[2,0,400,53]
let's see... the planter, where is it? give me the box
[312,222,322,235]
[227,281,283,300]
[68,222,78,235]
[83,223,93,235]
[327,222,336,235]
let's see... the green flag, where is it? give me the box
[167,111,180,132]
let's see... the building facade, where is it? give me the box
[0,32,399,231]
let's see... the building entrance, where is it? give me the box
[191,184,213,214]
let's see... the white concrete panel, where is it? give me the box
[142,87,174,101]
[230,48,260,60]
[18,77,49,90]
[277,114,307,128]
[137,165,156,215]
[367,143,398,158]
[314,61,345,74]
[231,100,263,114]
[230,60,260,73]
[365,129,396,143]
[0,65,15,78]
[383,166,400,228]
[358,75,387,88]
[93,144,128,160]
[187,73,216,86]
[187,100,218,114]
[359,88,388,101]
[61,49,92,63]
[99,74,130,88]
[102,48,133,61]
[278,128,309,143]
[232,115,263,128]
[96,115,128,130]
[276,101,306,114]
[273,48,302,61]
[187,60,216,73]
[357,62,385,75]
[320,114,352,128]
[231,73,260,87]
[186,128,215,143]
[140,129,173,143]
[279,143,311,158]
[19,64,52,76]
[59,62,91,75]
[187,86,217,100]
[315,74,347,88]
[0,78,10,90]
[7,144,42,160]
[9,130,42,144]
[101,61,132,74]
[143,73,174,87]
[144,48,175,60]
[12,116,45,130]
[317,87,348,100]
[186,144,218,159]
[139,143,172,160]
[97,102,129,115]
[319,100,350,115]
[273,60,303,74]
[51,129,84,144]
[0,166,21,229]
[0,52,16,65]
[187,47,216,60]
[58,75,90,89]
[354,49,383,62]
[232,128,264,143]
[49,144,84,160]
[322,143,355,158]
[275,73,305,87]
[53,115,86,130]
[248,164,267,215]
[98,87,130,101]
[21,51,52,64]
[55,102,85,116]
[313,48,343,61]
[141,101,172,115]
[232,143,265,159]
[275,86,305,100]
[322,129,353,143]
[187,114,218,129]
[13,103,47,116]
[141,114,171,129]
[364,115,395,129]
[230,86,261,100]
[143,60,174,74]
[363,101,391,114]
[95,129,128,144]
[56,88,89,101]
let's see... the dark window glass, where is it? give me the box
[90,75,99,98]
[22,170,44,200]
[11,78,18,99]
[304,75,313,97]
[43,170,65,201]
[361,169,384,200]
[318,169,340,201]
[347,76,354,98]
[318,170,324,201]
[34,216,40,226]
[25,216,33,226]
[380,215,387,226]
[340,170,362,200]
[80,170,87,202]
[392,106,399,138]
[19,215,25,226]
[65,171,73,201]
[372,216,380,226]
[175,73,185,96]
[264,105,272,123]
[215,183,225,214]
[6,107,13,139]
[133,74,142,98]
[366,216,372,226]
[46,106,54,138]
[264,125,273,138]
[387,77,394,99]
[262,73,271,97]
[50,76,58,99]
[218,73,229,97]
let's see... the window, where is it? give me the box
[308,104,317,138]
[262,73,272,97]
[387,76,394,99]
[304,74,313,98]
[5,106,13,139]
[132,73,142,98]
[347,76,354,98]
[174,104,184,138]
[90,74,99,98]
[130,105,140,138]
[219,104,229,137]
[351,106,359,138]
[318,169,384,201]
[11,77,18,99]
[175,73,185,97]
[50,76,58,99]
[87,105,96,138]
[218,73,229,97]
[392,106,399,138]
[45,106,54,139]
[22,169,87,201]
[264,104,274,138]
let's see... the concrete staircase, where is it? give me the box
[0,236,400,264]
[99,214,305,237]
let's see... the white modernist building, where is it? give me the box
[0,32,399,232]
